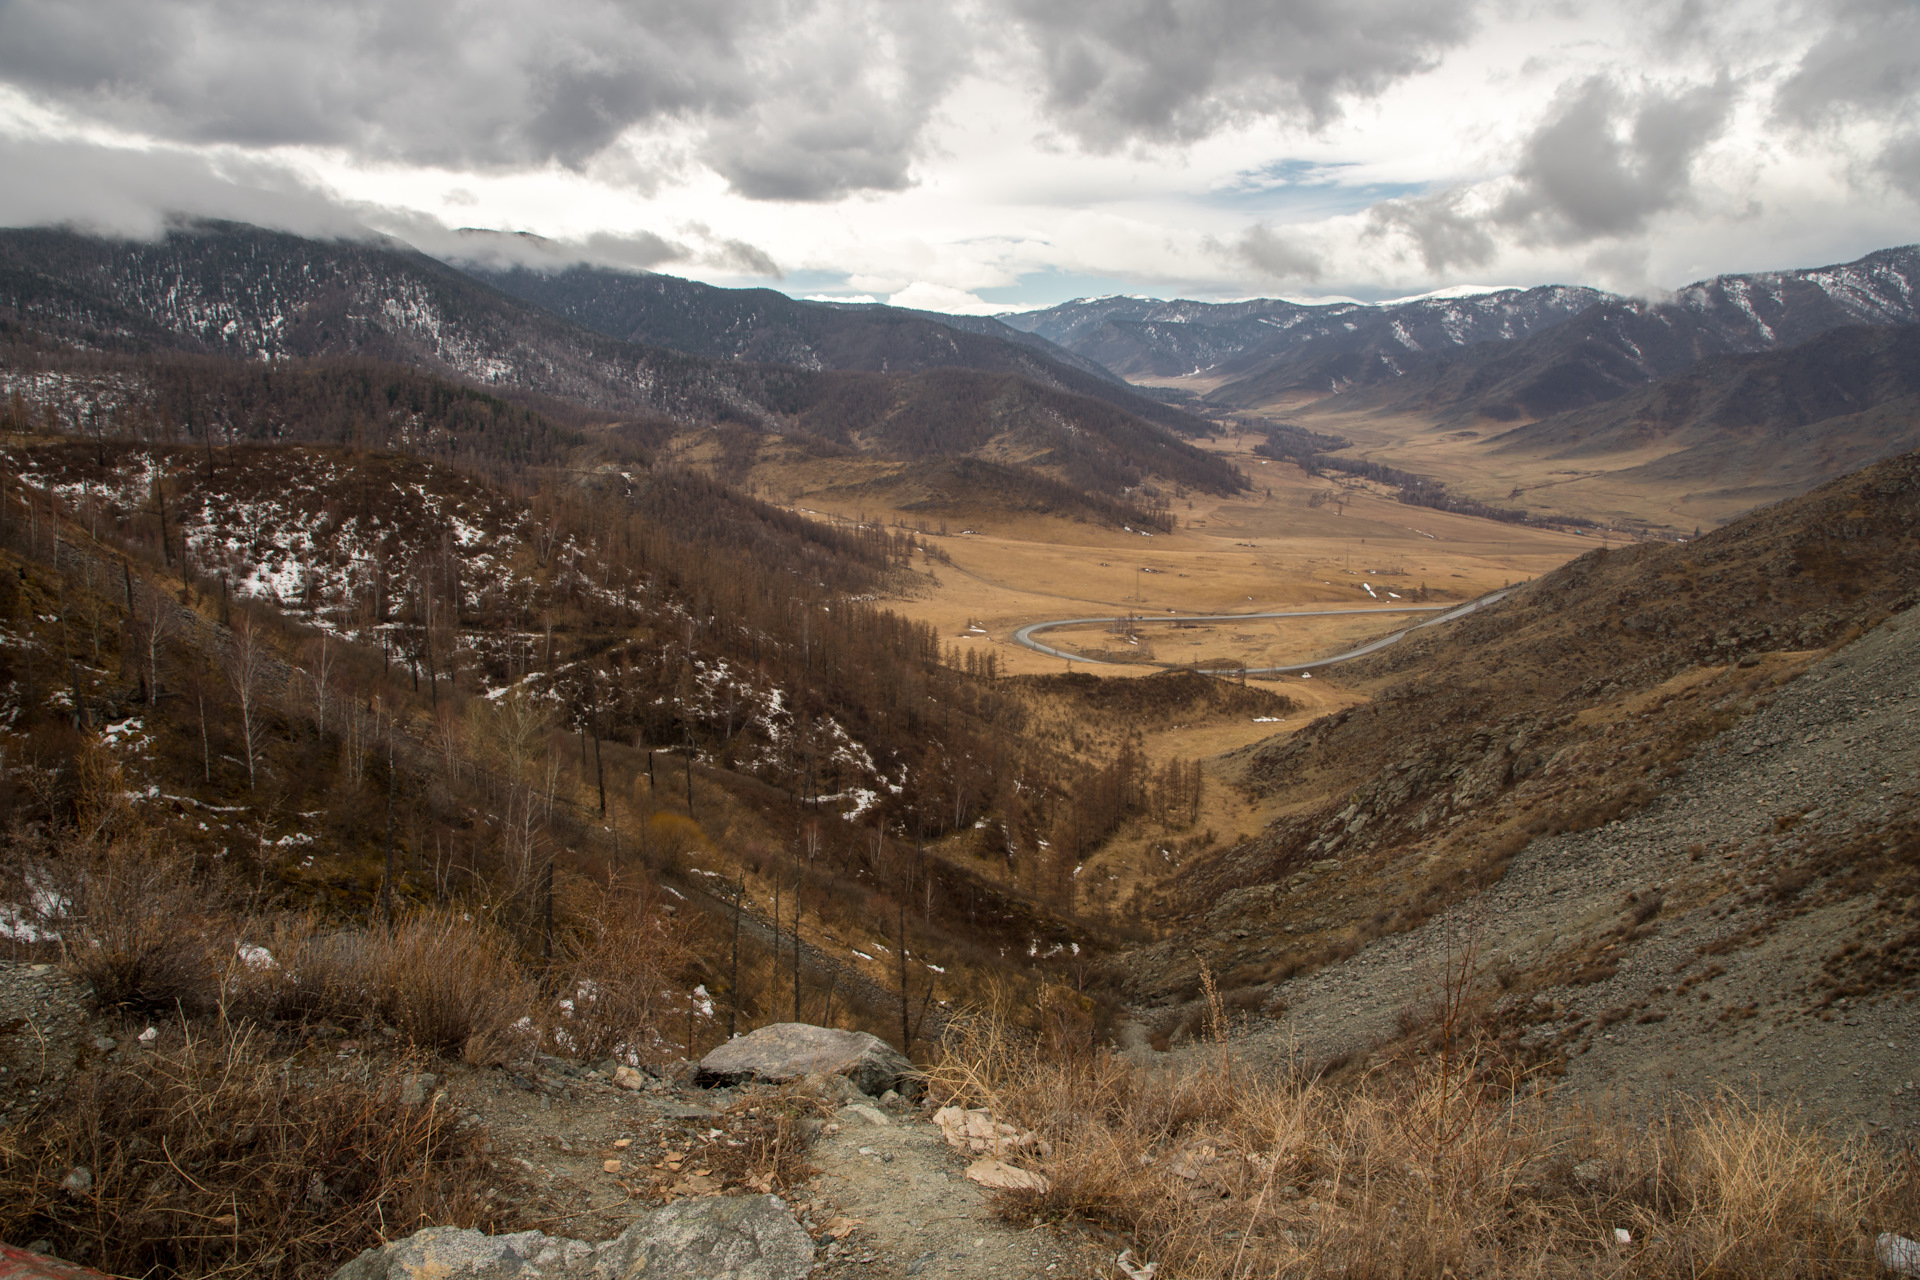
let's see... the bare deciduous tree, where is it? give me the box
[128,592,173,707]
[226,616,269,792]
[304,632,336,737]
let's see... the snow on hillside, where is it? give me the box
[3,442,896,814]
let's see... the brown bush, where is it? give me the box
[929,1006,1919,1278]
[228,910,538,1062]
[25,774,241,1017]
[541,878,697,1064]
[0,1022,506,1279]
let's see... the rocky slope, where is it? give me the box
[1187,602,1918,1132]
[1121,448,1920,1134]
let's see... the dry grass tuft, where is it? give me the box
[0,1021,507,1279]
[228,909,539,1062]
[929,1004,1920,1278]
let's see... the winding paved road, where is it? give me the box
[1010,591,1512,675]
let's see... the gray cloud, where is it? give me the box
[0,0,958,203]
[1881,132,1920,201]
[1365,188,1496,272]
[1774,0,1920,127]
[1002,0,1475,150]
[0,134,785,278]
[1773,0,1920,204]
[445,227,689,272]
[0,136,370,240]
[1234,224,1323,281]
[0,0,1482,205]
[1497,74,1733,243]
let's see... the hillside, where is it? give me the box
[1116,447,1920,1106]
[0,226,1245,506]
[466,263,1220,442]
[1480,322,1920,509]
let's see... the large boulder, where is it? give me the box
[696,1023,913,1097]
[330,1194,813,1280]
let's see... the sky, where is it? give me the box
[1,0,1917,312]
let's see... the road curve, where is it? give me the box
[1010,590,1513,675]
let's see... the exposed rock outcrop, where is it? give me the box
[330,1194,814,1280]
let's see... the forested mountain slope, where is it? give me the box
[467,262,1216,441]
[0,226,1245,502]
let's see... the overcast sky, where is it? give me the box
[2,0,1916,311]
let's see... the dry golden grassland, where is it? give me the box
[1263,404,1766,533]
[735,435,1596,919]
[755,440,1590,680]
[928,995,1920,1280]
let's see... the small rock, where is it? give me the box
[1571,1158,1607,1190]
[399,1073,438,1107]
[137,1027,158,1047]
[1613,1228,1632,1246]
[1881,1233,1920,1278]
[332,1195,812,1280]
[90,1035,117,1054]
[837,1103,891,1127]
[603,1159,622,1174]
[613,1065,648,1091]
[61,1167,92,1195]
[964,1159,1049,1193]
[794,1072,862,1107]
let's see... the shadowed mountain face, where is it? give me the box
[462,263,1217,440]
[0,221,1244,499]
[1484,322,1920,508]
[0,220,786,418]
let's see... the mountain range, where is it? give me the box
[0,222,1241,506]
[1485,320,1920,510]
[1008,246,1920,425]
[10,219,1920,531]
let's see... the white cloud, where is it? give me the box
[886,282,1001,315]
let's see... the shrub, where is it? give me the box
[228,910,537,1063]
[541,878,696,1064]
[930,1011,1920,1278]
[0,1022,503,1279]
